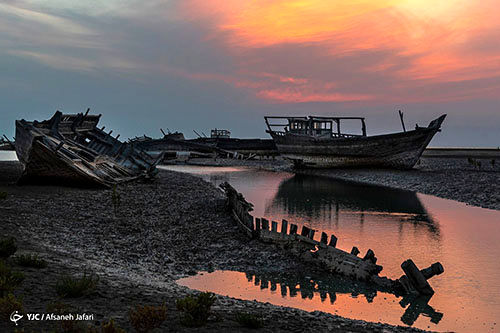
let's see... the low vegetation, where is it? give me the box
[55,271,99,298]
[129,303,167,333]
[0,260,24,297]
[235,312,264,329]
[0,293,23,321]
[0,191,7,200]
[15,253,48,268]
[86,319,126,333]
[176,292,216,327]
[0,237,17,258]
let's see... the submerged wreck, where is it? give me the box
[15,110,162,187]
[265,114,446,169]
[221,182,444,298]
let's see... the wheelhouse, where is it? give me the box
[265,116,367,138]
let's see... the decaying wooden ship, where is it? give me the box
[15,110,162,187]
[265,114,446,169]
[132,128,278,161]
[0,136,15,151]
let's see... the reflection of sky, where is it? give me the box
[1,1,499,146]
[169,166,500,332]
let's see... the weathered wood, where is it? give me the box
[401,259,434,295]
[363,249,376,264]
[329,234,338,248]
[255,218,261,230]
[320,232,328,244]
[351,246,360,256]
[290,224,298,235]
[271,221,278,232]
[300,226,310,237]
[261,218,269,231]
[265,114,446,169]
[281,219,288,234]
[308,229,315,240]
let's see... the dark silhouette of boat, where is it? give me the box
[15,110,162,187]
[265,114,446,169]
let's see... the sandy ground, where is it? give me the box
[184,157,500,210]
[0,161,426,332]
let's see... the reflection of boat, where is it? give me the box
[245,271,442,326]
[15,110,162,187]
[269,174,437,232]
[265,114,446,169]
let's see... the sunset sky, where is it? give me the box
[1,0,499,145]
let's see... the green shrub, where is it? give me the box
[235,312,264,329]
[0,260,24,297]
[0,237,17,258]
[16,253,48,268]
[129,303,167,333]
[0,191,7,200]
[176,292,216,327]
[0,293,23,321]
[55,271,99,298]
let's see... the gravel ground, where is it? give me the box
[0,161,426,332]
[187,157,500,210]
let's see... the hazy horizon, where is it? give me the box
[1,1,499,146]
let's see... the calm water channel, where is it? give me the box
[162,165,500,332]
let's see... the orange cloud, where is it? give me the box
[176,0,500,104]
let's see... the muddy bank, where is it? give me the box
[0,161,426,332]
[183,157,500,210]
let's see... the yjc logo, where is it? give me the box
[10,311,23,326]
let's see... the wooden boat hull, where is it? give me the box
[15,111,161,188]
[269,115,446,169]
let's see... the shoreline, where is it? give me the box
[183,157,500,211]
[0,161,426,332]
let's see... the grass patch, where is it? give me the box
[0,260,24,297]
[55,271,99,298]
[176,292,216,327]
[235,312,264,329]
[0,191,7,200]
[0,237,17,258]
[0,293,23,321]
[129,303,167,333]
[16,253,48,268]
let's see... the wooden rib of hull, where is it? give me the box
[270,116,445,169]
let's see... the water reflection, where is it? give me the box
[267,175,439,236]
[178,270,443,327]
[164,165,500,332]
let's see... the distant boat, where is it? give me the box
[265,114,446,169]
[15,110,162,187]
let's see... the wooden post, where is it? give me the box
[255,218,261,230]
[261,218,269,230]
[271,221,278,232]
[420,262,444,280]
[329,234,337,247]
[320,232,328,244]
[281,219,288,234]
[290,224,298,235]
[308,229,315,240]
[363,249,376,264]
[401,259,434,295]
[351,246,360,256]
[300,226,310,237]
[399,110,406,132]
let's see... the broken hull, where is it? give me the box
[15,111,160,188]
[271,127,441,169]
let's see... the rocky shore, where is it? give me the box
[184,157,500,210]
[0,161,426,332]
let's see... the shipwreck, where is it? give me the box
[15,109,162,188]
[264,113,446,169]
[221,182,444,299]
